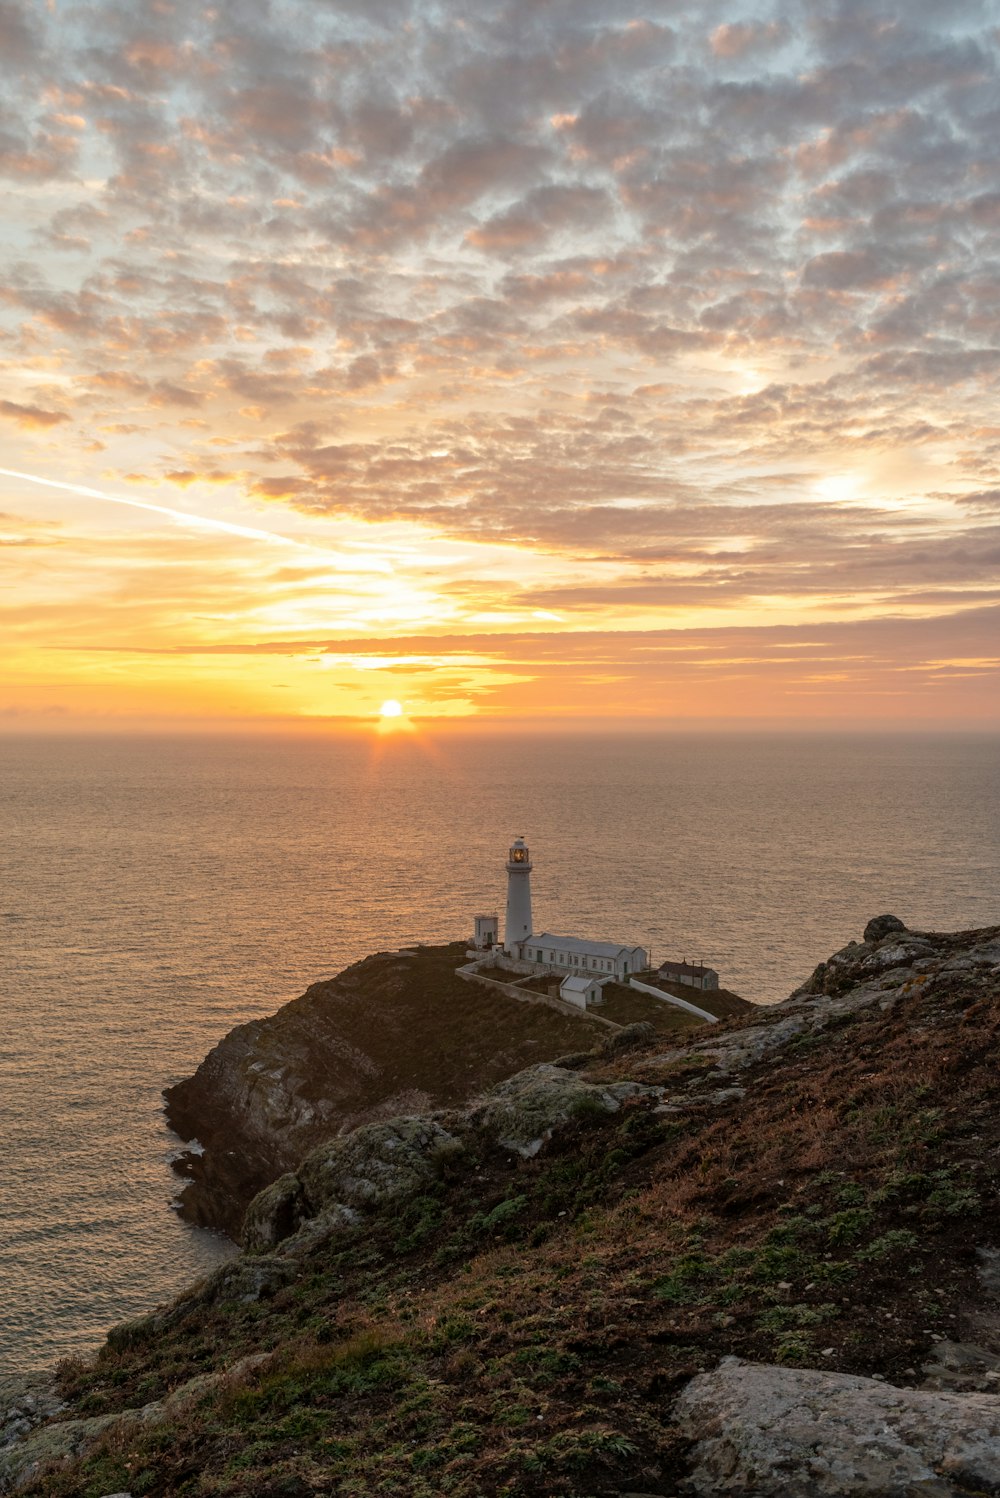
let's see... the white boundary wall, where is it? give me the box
[627,977,719,1025]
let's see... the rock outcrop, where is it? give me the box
[243,1116,463,1256]
[0,1357,267,1494]
[164,941,610,1234]
[467,1062,657,1157]
[235,1068,664,1258]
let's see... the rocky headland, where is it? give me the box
[163,940,742,1237]
[5,916,1000,1496]
[163,941,620,1235]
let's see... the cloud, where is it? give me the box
[710,21,789,60]
[1,0,998,724]
[467,183,612,253]
[0,399,71,429]
[0,0,41,70]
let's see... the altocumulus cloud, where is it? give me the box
[1,0,999,720]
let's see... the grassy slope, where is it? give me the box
[31,933,1000,1498]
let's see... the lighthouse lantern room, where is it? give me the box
[504,837,534,954]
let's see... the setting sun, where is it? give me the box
[379,700,404,718]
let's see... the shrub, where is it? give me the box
[856,1229,920,1262]
[468,1195,528,1237]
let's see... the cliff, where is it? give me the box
[6,916,1000,1497]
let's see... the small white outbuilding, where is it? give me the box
[473,914,499,950]
[559,973,604,1009]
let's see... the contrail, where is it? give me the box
[0,465,389,570]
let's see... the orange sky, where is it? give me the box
[3,1,999,732]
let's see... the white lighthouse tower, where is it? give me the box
[504,836,533,955]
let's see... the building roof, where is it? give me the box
[658,959,717,978]
[560,974,597,994]
[529,932,645,959]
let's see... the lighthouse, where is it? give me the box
[504,836,533,954]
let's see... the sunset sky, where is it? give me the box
[3,0,999,730]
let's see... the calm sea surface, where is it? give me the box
[1,731,998,1371]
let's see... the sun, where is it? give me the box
[379,699,404,718]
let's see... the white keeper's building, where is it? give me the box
[511,932,648,981]
[472,837,648,983]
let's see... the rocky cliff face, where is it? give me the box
[10,916,1000,1498]
[163,941,612,1234]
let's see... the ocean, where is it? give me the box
[1,730,998,1372]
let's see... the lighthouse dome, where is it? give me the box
[508,837,530,865]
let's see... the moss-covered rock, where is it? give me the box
[241,1172,306,1254]
[0,1411,123,1493]
[470,1063,656,1158]
[298,1116,463,1215]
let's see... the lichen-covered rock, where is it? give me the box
[273,1203,360,1259]
[877,965,917,989]
[0,1411,123,1493]
[470,1063,654,1158]
[202,1255,297,1306]
[874,939,934,967]
[692,1010,817,1074]
[0,1374,65,1465]
[242,1172,306,1253]
[676,1357,1000,1496]
[829,936,932,979]
[0,1356,269,1494]
[298,1116,463,1215]
[864,913,908,943]
[793,927,937,999]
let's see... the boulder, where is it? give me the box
[242,1172,306,1254]
[203,1255,297,1306]
[675,1357,1000,1496]
[863,914,907,943]
[298,1117,463,1215]
[470,1063,653,1158]
[273,1204,360,1259]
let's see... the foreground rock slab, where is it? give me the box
[676,1357,1000,1496]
